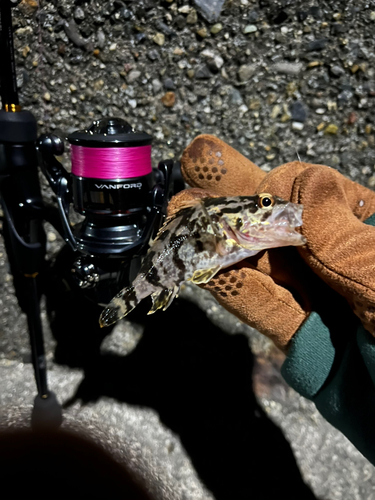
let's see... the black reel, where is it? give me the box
[38,117,181,305]
[0,0,182,422]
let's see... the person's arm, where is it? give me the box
[174,133,375,464]
[282,215,375,465]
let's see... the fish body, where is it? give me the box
[99,193,306,327]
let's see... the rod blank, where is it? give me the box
[0,0,20,109]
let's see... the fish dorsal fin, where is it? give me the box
[163,197,203,226]
[153,217,174,242]
[154,198,203,242]
[174,197,203,211]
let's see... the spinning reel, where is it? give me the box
[0,0,182,426]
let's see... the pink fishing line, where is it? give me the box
[71,145,152,179]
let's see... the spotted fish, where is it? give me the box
[99,193,306,327]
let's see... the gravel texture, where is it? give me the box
[2,0,375,498]
[11,0,375,184]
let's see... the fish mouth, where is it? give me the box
[270,203,306,241]
[235,202,306,249]
[275,202,304,229]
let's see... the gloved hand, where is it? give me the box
[168,135,375,351]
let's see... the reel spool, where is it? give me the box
[69,118,153,217]
[67,118,156,255]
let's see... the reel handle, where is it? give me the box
[37,134,77,250]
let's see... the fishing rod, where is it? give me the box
[0,0,182,427]
[0,0,57,426]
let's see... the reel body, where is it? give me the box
[0,1,181,417]
[38,117,178,305]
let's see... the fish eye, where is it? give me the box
[258,193,274,209]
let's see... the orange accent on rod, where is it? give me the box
[24,272,39,278]
[4,103,21,112]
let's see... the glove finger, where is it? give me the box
[258,161,375,222]
[256,160,327,201]
[181,135,266,196]
[291,165,375,335]
[203,266,308,352]
[246,247,315,312]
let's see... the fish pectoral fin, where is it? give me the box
[148,288,176,315]
[190,265,221,284]
[163,285,180,311]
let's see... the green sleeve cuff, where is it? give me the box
[364,212,375,226]
[357,324,375,386]
[281,312,336,399]
[282,317,375,465]
[280,212,375,465]
[282,211,375,400]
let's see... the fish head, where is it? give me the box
[221,193,307,251]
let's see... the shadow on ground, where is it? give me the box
[46,270,316,500]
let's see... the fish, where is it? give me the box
[99,193,306,327]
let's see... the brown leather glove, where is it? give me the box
[169,135,375,351]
